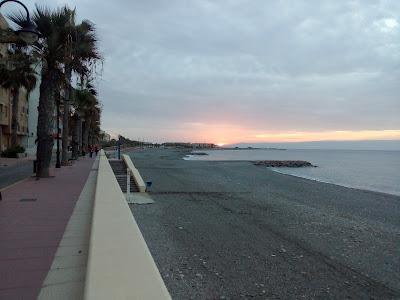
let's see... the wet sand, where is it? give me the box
[129,148,400,299]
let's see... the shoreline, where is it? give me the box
[269,168,400,197]
[183,159,399,198]
[183,150,400,197]
[142,148,400,200]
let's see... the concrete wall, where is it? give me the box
[122,154,146,192]
[84,151,171,299]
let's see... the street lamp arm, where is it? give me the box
[0,0,30,21]
[0,0,39,44]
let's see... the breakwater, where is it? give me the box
[254,160,315,167]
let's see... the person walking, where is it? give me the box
[89,145,94,158]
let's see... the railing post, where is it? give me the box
[126,168,130,201]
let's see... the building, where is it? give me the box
[191,143,217,149]
[22,63,41,154]
[0,14,11,151]
[162,142,192,148]
[0,15,30,151]
[0,85,11,151]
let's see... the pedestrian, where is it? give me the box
[89,145,94,158]
[95,144,99,156]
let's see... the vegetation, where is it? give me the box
[61,14,101,165]
[100,135,156,148]
[8,5,102,177]
[72,80,101,158]
[1,145,25,158]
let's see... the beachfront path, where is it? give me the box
[0,157,94,299]
[129,148,400,300]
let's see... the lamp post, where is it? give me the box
[55,97,61,168]
[0,0,40,44]
[117,135,121,160]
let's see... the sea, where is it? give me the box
[184,149,400,196]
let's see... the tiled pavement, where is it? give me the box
[0,157,95,300]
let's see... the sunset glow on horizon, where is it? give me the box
[104,126,400,145]
[184,129,400,145]
[252,130,400,143]
[108,124,400,145]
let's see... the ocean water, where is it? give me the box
[185,149,400,196]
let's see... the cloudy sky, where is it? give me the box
[5,0,400,144]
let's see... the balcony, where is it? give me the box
[0,111,8,125]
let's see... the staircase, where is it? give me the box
[109,160,139,193]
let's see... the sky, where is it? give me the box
[3,0,400,145]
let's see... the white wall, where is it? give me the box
[22,63,41,154]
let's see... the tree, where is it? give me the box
[72,82,101,155]
[10,6,75,176]
[61,17,101,165]
[0,47,37,148]
[10,6,102,175]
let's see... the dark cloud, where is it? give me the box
[8,0,400,141]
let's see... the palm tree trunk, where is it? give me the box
[61,67,72,165]
[10,89,19,148]
[83,119,89,154]
[79,117,84,155]
[36,68,56,177]
[71,114,79,159]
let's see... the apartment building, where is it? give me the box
[0,86,11,151]
[0,14,31,151]
[22,63,41,154]
[0,14,11,151]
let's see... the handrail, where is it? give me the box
[122,153,146,192]
[84,150,171,300]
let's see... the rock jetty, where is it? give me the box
[254,160,315,167]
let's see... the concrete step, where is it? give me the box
[110,159,139,193]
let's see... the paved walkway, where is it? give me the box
[0,160,33,190]
[0,157,95,300]
[0,157,33,168]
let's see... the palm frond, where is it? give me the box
[0,48,37,92]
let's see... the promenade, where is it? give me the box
[0,157,94,299]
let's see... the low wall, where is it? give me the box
[122,154,146,192]
[84,150,171,300]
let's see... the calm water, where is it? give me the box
[185,149,400,196]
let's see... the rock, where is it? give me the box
[254,160,315,167]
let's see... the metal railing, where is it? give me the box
[126,168,133,203]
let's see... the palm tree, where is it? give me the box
[72,82,100,155]
[10,6,75,176]
[0,47,37,148]
[61,17,100,165]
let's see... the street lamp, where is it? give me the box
[55,96,61,168]
[0,0,40,44]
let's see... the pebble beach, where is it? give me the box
[129,148,400,299]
